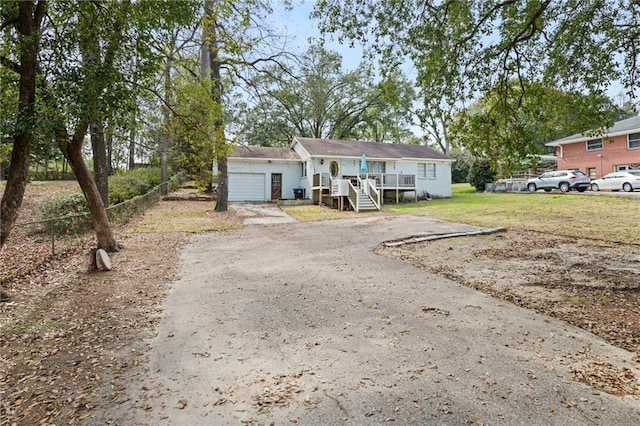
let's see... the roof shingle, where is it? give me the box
[293,137,452,160]
[230,145,300,160]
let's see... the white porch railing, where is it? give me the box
[313,172,415,190]
[359,177,380,210]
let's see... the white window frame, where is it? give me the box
[628,133,640,149]
[367,161,386,174]
[301,161,307,177]
[417,163,427,179]
[586,138,603,151]
[426,163,436,179]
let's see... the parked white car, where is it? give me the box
[590,171,640,192]
[526,170,591,193]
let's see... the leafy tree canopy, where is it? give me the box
[235,44,416,146]
[448,80,630,172]
[314,0,640,157]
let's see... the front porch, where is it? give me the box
[312,173,418,212]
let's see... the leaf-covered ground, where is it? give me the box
[378,230,640,397]
[0,182,239,425]
[1,183,639,424]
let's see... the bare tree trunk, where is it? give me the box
[0,1,45,250]
[215,154,228,210]
[60,122,120,252]
[205,0,228,212]
[90,121,109,206]
[128,126,136,171]
[160,56,173,195]
[106,127,113,175]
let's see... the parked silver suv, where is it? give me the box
[526,170,591,193]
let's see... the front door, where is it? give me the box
[271,173,282,200]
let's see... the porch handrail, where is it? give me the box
[347,181,358,211]
[380,173,415,188]
[365,179,380,209]
[357,176,380,210]
[313,172,331,187]
[331,178,340,195]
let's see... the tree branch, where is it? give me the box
[0,55,20,74]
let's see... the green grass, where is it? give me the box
[387,183,640,244]
[125,201,242,233]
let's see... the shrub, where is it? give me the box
[108,167,162,205]
[468,159,496,192]
[36,193,91,234]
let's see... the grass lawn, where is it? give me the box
[387,183,640,245]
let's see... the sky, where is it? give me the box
[269,1,365,72]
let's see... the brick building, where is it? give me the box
[547,115,640,179]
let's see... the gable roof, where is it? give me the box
[293,137,452,161]
[547,114,640,146]
[230,145,300,160]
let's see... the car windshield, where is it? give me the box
[629,171,640,176]
[571,170,586,176]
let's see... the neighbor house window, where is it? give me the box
[426,163,436,179]
[417,163,427,179]
[586,138,603,151]
[629,133,640,149]
[301,161,307,177]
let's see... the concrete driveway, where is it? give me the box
[106,215,640,425]
[231,202,297,225]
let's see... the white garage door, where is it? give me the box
[228,173,266,201]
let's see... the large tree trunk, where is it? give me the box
[60,122,120,252]
[160,56,172,195]
[215,154,228,211]
[90,121,109,206]
[128,126,136,171]
[205,0,228,212]
[106,127,114,175]
[0,1,44,250]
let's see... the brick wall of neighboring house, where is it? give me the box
[555,134,640,178]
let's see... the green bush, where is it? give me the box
[468,159,496,192]
[108,167,161,205]
[36,193,91,234]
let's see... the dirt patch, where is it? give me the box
[377,230,640,357]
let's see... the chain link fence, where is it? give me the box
[13,182,169,256]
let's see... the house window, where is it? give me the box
[417,163,426,179]
[587,167,597,179]
[368,161,386,174]
[329,161,339,178]
[418,163,436,179]
[426,163,436,179]
[301,161,307,177]
[629,133,640,149]
[586,138,603,151]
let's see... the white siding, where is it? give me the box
[228,159,305,200]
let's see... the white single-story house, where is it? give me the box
[225,137,454,211]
